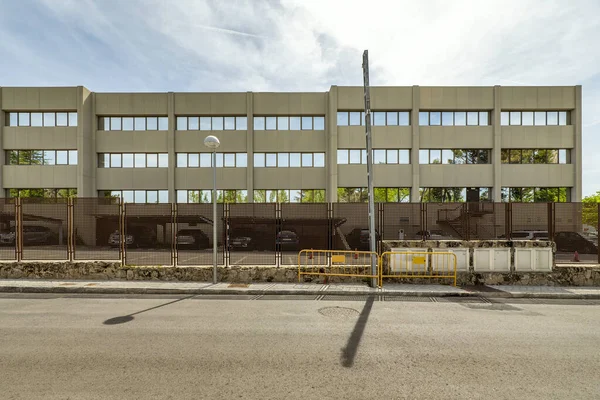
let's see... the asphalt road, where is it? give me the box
[0,294,599,400]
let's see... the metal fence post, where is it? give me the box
[172,203,177,267]
[547,202,555,241]
[120,202,126,266]
[15,198,22,262]
[68,197,74,262]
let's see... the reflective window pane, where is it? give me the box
[500,112,509,126]
[110,153,121,167]
[559,149,567,164]
[289,116,301,130]
[134,190,145,203]
[122,191,134,203]
[558,111,567,125]
[215,153,224,167]
[266,117,276,130]
[374,149,386,164]
[134,117,146,131]
[122,117,134,131]
[479,112,489,126]
[467,111,479,126]
[236,116,248,130]
[290,153,301,167]
[224,117,235,130]
[314,153,325,167]
[302,153,313,167]
[454,112,466,126]
[101,154,110,168]
[158,117,168,130]
[147,117,158,130]
[188,153,199,167]
[158,153,168,168]
[442,112,453,126]
[56,112,68,127]
[177,190,187,203]
[177,153,187,167]
[277,116,288,130]
[212,117,223,130]
[147,153,158,167]
[158,191,169,203]
[253,153,265,168]
[361,150,367,165]
[534,111,546,125]
[398,112,410,126]
[349,149,361,164]
[442,149,454,164]
[419,150,429,164]
[9,113,18,126]
[236,153,247,167]
[314,116,325,130]
[301,116,313,130]
[200,153,212,167]
[122,153,134,168]
[135,154,145,168]
[430,149,441,164]
[200,117,211,130]
[278,153,289,167]
[387,150,398,164]
[110,117,121,130]
[147,191,158,204]
[266,153,277,167]
[254,117,265,130]
[337,150,348,164]
[547,111,558,125]
[188,117,199,130]
[56,151,68,165]
[349,112,361,126]
[386,112,398,126]
[429,112,441,126]
[31,113,42,127]
[373,112,386,126]
[68,150,78,165]
[337,112,349,126]
[224,153,235,167]
[509,111,521,125]
[419,112,429,126]
[18,112,30,126]
[522,112,534,126]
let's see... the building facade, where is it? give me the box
[0,85,582,203]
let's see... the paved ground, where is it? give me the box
[0,294,599,399]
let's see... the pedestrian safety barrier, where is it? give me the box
[379,251,457,287]
[297,249,379,282]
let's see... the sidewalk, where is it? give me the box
[1,279,600,299]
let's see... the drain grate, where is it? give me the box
[259,295,319,301]
[383,296,432,302]
[321,295,377,302]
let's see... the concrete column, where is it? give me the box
[493,85,502,202]
[77,86,94,197]
[410,85,420,202]
[167,92,176,202]
[326,86,338,202]
[246,92,254,202]
[573,85,582,202]
[0,87,4,198]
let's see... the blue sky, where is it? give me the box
[1,0,599,195]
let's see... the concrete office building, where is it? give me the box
[0,85,582,204]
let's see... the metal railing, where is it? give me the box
[297,249,379,281]
[379,251,457,286]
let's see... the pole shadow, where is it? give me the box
[340,295,375,368]
[103,296,195,325]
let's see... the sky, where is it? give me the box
[0,0,599,195]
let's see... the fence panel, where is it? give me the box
[176,203,224,266]
[73,198,121,260]
[380,251,457,286]
[554,203,598,263]
[280,203,329,265]
[298,249,379,282]
[124,203,173,266]
[381,203,422,241]
[229,203,277,265]
[0,198,17,260]
[425,203,465,240]
[332,203,380,252]
[21,198,69,260]
[467,202,507,240]
[511,203,550,238]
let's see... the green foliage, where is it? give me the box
[582,191,600,227]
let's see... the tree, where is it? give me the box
[582,191,600,228]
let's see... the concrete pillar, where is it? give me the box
[573,85,582,202]
[77,86,94,197]
[410,85,420,202]
[0,87,4,198]
[326,86,338,202]
[246,92,254,202]
[493,85,502,202]
[167,92,176,202]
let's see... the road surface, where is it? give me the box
[1,294,599,399]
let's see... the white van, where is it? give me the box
[510,231,549,240]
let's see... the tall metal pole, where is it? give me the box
[362,50,377,287]
[212,149,218,284]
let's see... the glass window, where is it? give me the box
[135,153,145,168]
[509,150,521,164]
[200,153,211,167]
[212,117,223,130]
[110,153,121,168]
[559,149,567,164]
[467,111,478,126]
[289,189,301,203]
[522,150,534,164]
[429,149,442,164]
[419,112,429,126]
[158,117,168,130]
[9,113,18,126]
[158,153,168,168]
[522,111,534,126]
[349,149,361,164]
[254,117,265,130]
[224,153,235,167]
[479,112,488,126]
[134,117,146,131]
[31,113,43,127]
[373,112,386,126]
[314,116,325,130]
[545,149,558,163]
[18,112,30,126]
[442,149,454,164]
[290,153,301,167]
[500,112,509,126]
[236,153,247,167]
[478,150,490,164]
[119,153,132,168]
[254,153,265,168]
[56,112,68,127]
[361,149,367,164]
[429,112,441,126]
[188,117,199,130]
[454,112,466,126]
[277,116,288,130]
[361,112,366,125]
[158,191,168,203]
[534,111,546,125]
[146,191,158,204]
[200,117,211,130]
[399,112,410,126]
[43,112,56,127]
[386,112,398,126]
[509,111,521,125]
[337,112,349,126]
[100,154,110,168]
[110,117,121,130]
[224,117,235,130]
[278,153,289,167]
[547,111,558,125]
[302,153,313,167]
[236,116,247,130]
[55,151,68,165]
[374,149,386,164]
[68,150,78,165]
[387,150,398,164]
[122,190,134,203]
[122,117,134,131]
[442,112,453,126]
[177,153,187,167]
[501,150,509,163]
[177,190,187,204]
[187,153,199,167]
[266,117,277,130]
[266,153,277,167]
[419,149,429,164]
[558,111,567,125]
[349,112,361,126]
[314,153,325,167]
[301,116,313,130]
[189,190,200,203]
[147,117,158,130]
[337,150,348,164]
[134,190,145,203]
[289,116,301,130]
[215,153,224,167]
[147,153,158,168]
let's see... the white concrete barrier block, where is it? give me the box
[431,248,469,272]
[389,248,429,273]
[473,248,511,272]
[515,248,553,272]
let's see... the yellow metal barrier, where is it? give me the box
[298,249,380,283]
[379,251,457,287]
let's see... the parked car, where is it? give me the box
[0,225,58,246]
[176,229,210,249]
[276,230,299,250]
[229,235,254,251]
[554,231,598,254]
[510,231,549,241]
[346,228,380,251]
[109,226,157,248]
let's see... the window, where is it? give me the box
[236,117,247,130]
[278,153,288,168]
[290,153,301,167]
[349,112,361,126]
[177,117,188,130]
[501,112,509,126]
[266,153,277,167]
[522,112,534,126]
[7,150,78,166]
[102,190,168,203]
[278,116,288,130]
[31,113,43,127]
[420,149,491,164]
[374,149,386,164]
[135,154,145,168]
[442,112,453,126]
[349,149,361,164]
[314,153,325,167]
[387,112,398,126]
[337,112,349,126]
[110,154,121,168]
[18,113,30,126]
[479,112,488,126]
[502,111,570,126]
[110,117,121,130]
[290,117,301,130]
[176,189,246,203]
[373,112,386,126]
[301,116,312,130]
[254,153,265,168]
[212,117,224,130]
[510,111,521,125]
[224,117,235,130]
[466,112,478,125]
[236,153,247,167]
[8,188,77,199]
[122,153,134,168]
[200,117,211,130]
[302,153,313,167]
[56,113,68,127]
[500,149,570,164]
[534,111,545,125]
[158,117,168,130]
[122,117,134,131]
[254,117,265,130]
[200,153,211,167]
[558,111,568,125]
[99,153,168,168]
[147,117,158,130]
[68,150,78,165]
[188,153,199,167]
[399,112,410,126]
[547,111,558,125]
[337,150,348,164]
[9,113,18,126]
[134,117,146,131]
[177,153,188,168]
[266,117,276,130]
[314,116,325,130]
[501,187,568,202]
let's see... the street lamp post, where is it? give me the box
[204,135,220,284]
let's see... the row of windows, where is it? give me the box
[337,188,411,203]
[176,116,247,131]
[337,149,410,165]
[177,153,247,168]
[253,116,325,131]
[254,153,325,168]
[337,111,410,127]
[419,111,489,126]
[8,189,77,198]
[98,153,168,168]
[100,190,169,203]
[500,149,569,164]
[7,150,78,165]
[7,112,78,127]
[98,116,169,131]
[253,189,326,203]
[419,149,490,164]
[500,111,569,126]
[501,187,568,202]
[419,187,491,202]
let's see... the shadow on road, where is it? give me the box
[103,296,195,325]
[340,295,375,368]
